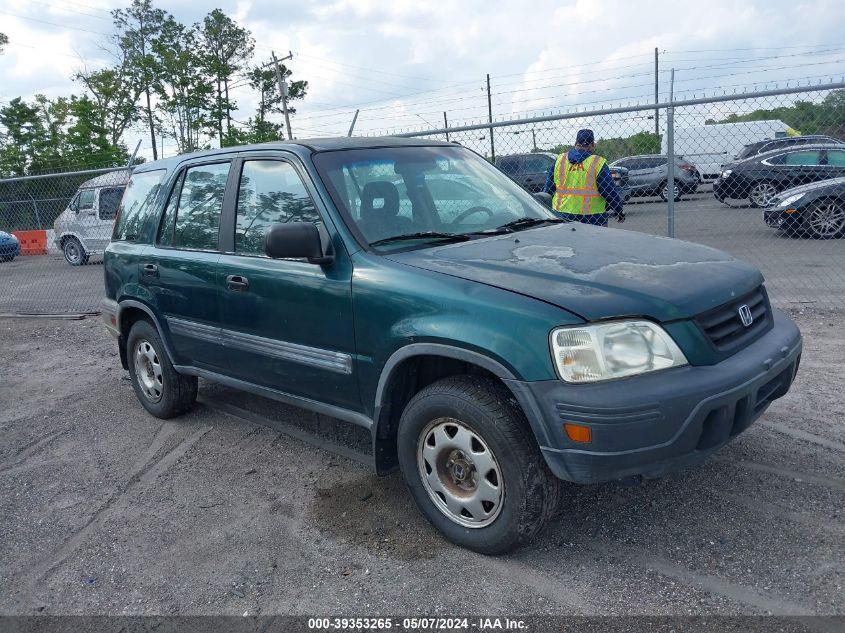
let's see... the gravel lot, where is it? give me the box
[1,189,844,315]
[0,311,843,620]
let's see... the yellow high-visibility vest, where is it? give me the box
[551,153,607,215]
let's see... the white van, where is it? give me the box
[662,120,796,182]
[53,171,129,265]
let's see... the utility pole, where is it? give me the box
[347,109,360,137]
[269,51,294,140]
[486,74,495,161]
[654,47,660,137]
[443,112,450,142]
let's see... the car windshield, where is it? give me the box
[313,146,555,250]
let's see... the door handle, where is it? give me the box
[142,263,158,277]
[226,274,249,291]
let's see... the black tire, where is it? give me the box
[126,319,197,419]
[397,376,560,554]
[803,199,845,239]
[62,237,89,266]
[659,181,682,202]
[747,181,779,208]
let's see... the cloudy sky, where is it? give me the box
[2,0,844,159]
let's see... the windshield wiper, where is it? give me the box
[369,231,471,247]
[495,217,564,231]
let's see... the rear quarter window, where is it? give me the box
[112,170,166,242]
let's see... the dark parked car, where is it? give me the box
[735,135,845,161]
[763,176,845,239]
[101,137,801,554]
[610,154,699,201]
[714,144,845,207]
[495,152,630,200]
[0,230,20,262]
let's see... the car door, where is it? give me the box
[142,159,233,371]
[779,150,824,188]
[69,189,98,248]
[88,186,124,252]
[216,153,360,411]
[624,158,648,191]
[821,149,845,178]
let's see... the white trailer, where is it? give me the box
[662,120,796,182]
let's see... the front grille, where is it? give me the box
[696,285,772,353]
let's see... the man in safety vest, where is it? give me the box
[543,129,625,226]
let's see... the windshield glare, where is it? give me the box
[313,146,554,248]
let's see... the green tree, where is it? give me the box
[545,131,661,163]
[0,32,8,54]
[198,9,255,144]
[0,97,43,176]
[112,0,168,160]
[64,95,129,166]
[74,64,140,147]
[154,17,213,153]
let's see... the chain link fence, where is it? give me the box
[392,82,845,312]
[1,82,844,314]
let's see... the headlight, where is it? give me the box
[777,193,804,208]
[721,169,732,178]
[550,320,688,383]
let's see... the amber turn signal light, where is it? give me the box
[563,423,592,443]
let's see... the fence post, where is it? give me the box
[27,192,43,229]
[666,68,675,239]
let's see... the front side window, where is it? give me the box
[78,189,95,211]
[235,160,320,255]
[314,146,553,249]
[172,162,230,251]
[524,156,554,173]
[497,158,521,174]
[113,170,166,242]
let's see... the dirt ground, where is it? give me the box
[0,309,843,619]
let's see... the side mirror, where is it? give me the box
[265,222,334,265]
[533,192,553,208]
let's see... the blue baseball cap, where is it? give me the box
[576,129,595,145]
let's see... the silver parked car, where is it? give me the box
[53,171,129,265]
[610,154,700,202]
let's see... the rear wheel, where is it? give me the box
[748,181,779,208]
[805,199,845,239]
[62,237,88,266]
[126,320,197,418]
[397,376,560,554]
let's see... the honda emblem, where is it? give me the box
[738,304,753,327]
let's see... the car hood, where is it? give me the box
[775,176,845,199]
[386,224,763,322]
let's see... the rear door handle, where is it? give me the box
[226,274,249,291]
[142,263,158,277]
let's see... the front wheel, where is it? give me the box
[62,237,89,266]
[748,181,779,208]
[805,199,845,239]
[397,376,560,554]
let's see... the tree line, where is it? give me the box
[0,1,308,178]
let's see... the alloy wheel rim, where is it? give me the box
[417,417,504,528]
[662,184,680,200]
[751,183,777,207]
[133,339,164,403]
[809,203,845,237]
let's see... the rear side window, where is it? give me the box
[497,158,521,174]
[235,160,319,256]
[98,187,125,221]
[825,150,845,166]
[113,170,166,242]
[784,151,821,166]
[523,156,554,172]
[173,163,230,251]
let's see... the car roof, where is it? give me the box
[741,143,845,163]
[133,136,457,173]
[79,169,131,189]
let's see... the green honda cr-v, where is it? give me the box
[102,137,801,554]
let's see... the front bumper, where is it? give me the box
[763,207,802,229]
[507,309,801,484]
